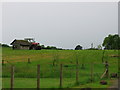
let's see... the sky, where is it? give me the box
[2,2,118,49]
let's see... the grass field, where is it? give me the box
[2,47,119,88]
[3,78,113,88]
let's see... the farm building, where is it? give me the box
[10,38,41,50]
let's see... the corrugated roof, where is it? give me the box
[11,39,31,46]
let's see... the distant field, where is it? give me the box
[2,47,119,88]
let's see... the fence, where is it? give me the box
[2,62,111,89]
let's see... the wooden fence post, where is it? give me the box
[106,67,109,78]
[90,63,94,82]
[76,62,79,84]
[2,60,4,65]
[28,58,31,64]
[11,65,14,89]
[37,64,40,89]
[60,64,63,88]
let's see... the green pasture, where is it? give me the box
[3,78,112,88]
[2,47,119,88]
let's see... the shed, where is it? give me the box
[10,39,32,50]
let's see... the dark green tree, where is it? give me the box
[41,45,45,49]
[2,44,9,47]
[102,34,120,50]
[75,45,82,50]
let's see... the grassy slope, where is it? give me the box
[2,47,118,88]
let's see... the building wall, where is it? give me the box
[20,46,29,50]
[13,45,29,50]
[13,45,20,49]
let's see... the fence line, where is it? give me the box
[6,63,112,88]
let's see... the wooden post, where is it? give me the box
[101,61,109,79]
[76,62,79,84]
[105,61,109,78]
[37,64,40,89]
[11,65,14,89]
[28,58,30,63]
[106,68,109,78]
[91,63,94,82]
[2,60,4,65]
[60,64,63,88]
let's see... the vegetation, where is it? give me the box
[75,45,82,50]
[1,34,120,88]
[41,45,62,50]
[2,47,119,88]
[0,43,10,47]
[102,34,120,50]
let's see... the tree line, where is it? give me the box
[1,34,120,50]
[40,45,63,50]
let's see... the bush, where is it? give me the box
[41,45,62,50]
[75,45,82,50]
[2,44,10,47]
[86,48,99,50]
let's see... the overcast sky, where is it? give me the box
[2,2,118,49]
